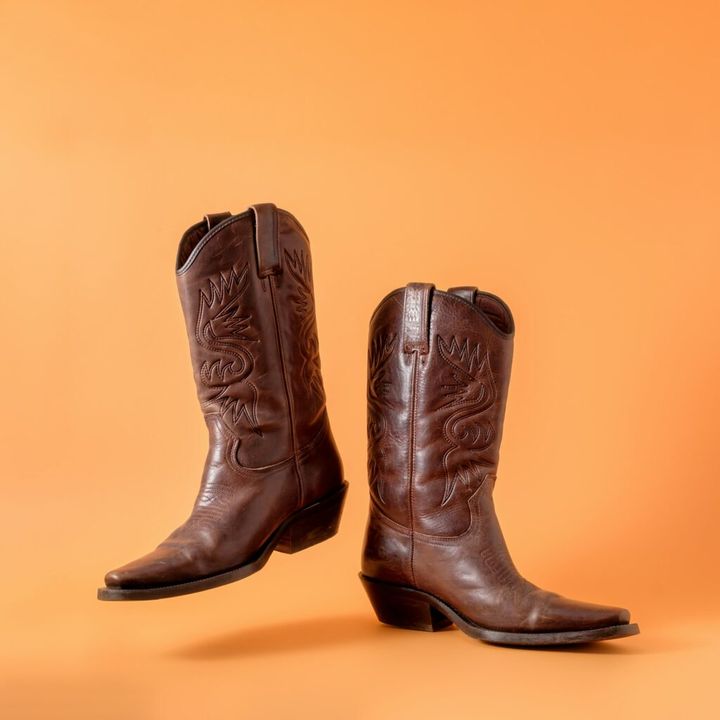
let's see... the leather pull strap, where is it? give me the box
[204,212,232,231]
[250,203,281,277]
[448,286,478,304]
[402,283,434,354]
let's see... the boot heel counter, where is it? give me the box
[275,482,347,554]
[360,576,452,632]
[361,505,413,585]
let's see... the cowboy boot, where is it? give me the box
[99,204,346,600]
[360,283,638,645]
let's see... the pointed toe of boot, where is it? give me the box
[533,594,633,632]
[104,559,166,589]
[102,545,196,592]
[103,555,168,590]
[103,568,126,588]
[615,606,632,625]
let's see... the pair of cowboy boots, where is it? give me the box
[99,204,639,646]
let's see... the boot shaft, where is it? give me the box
[175,204,331,470]
[367,283,515,536]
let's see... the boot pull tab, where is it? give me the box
[204,212,232,231]
[448,286,478,304]
[250,203,281,278]
[402,283,435,355]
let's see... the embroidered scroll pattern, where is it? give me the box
[284,249,325,406]
[195,264,261,436]
[367,333,397,503]
[437,335,496,506]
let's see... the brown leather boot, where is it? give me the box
[360,283,638,645]
[99,204,346,600]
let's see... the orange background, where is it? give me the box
[1,1,719,718]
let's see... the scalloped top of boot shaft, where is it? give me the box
[370,284,515,339]
[175,203,311,275]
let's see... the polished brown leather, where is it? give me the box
[104,204,343,589]
[362,284,632,633]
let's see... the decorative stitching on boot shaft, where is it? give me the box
[284,248,325,406]
[437,335,497,507]
[367,333,397,504]
[195,263,261,437]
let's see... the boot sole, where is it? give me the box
[97,482,348,601]
[360,574,639,646]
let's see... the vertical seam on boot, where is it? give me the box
[268,275,304,509]
[407,351,419,587]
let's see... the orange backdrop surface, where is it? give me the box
[1,1,719,718]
